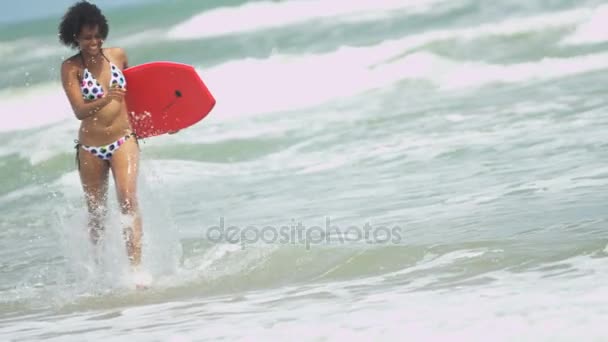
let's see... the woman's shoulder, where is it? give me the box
[104,47,129,68]
[104,47,127,56]
[61,54,83,72]
[103,47,127,59]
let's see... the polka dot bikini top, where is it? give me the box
[80,52,127,101]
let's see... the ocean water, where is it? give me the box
[2,0,608,340]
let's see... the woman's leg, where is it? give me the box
[109,136,142,267]
[77,147,110,244]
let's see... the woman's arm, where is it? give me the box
[61,59,111,120]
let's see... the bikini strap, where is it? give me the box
[100,49,111,63]
[78,49,110,69]
[130,132,145,147]
[78,51,85,65]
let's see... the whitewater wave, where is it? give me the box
[561,4,608,45]
[166,0,449,40]
[4,46,608,164]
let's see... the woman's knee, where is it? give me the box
[89,204,107,220]
[85,193,107,215]
[119,192,139,214]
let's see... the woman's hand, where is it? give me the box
[107,85,127,102]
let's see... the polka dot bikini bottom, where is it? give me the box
[76,133,136,161]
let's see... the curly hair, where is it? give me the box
[58,1,109,49]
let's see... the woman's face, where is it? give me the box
[77,25,103,55]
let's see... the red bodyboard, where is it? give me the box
[123,62,216,138]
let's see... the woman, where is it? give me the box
[58,1,144,275]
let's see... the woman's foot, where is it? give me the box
[132,267,152,289]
